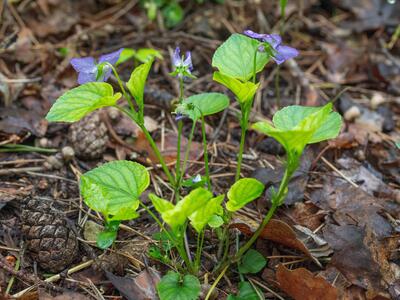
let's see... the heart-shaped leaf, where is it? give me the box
[252,103,342,156]
[189,194,224,232]
[80,160,149,221]
[46,82,121,122]
[238,249,267,274]
[226,178,264,212]
[150,188,213,230]
[175,92,230,121]
[96,229,118,249]
[157,271,201,300]
[227,281,262,300]
[272,105,342,143]
[212,34,269,81]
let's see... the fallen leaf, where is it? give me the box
[231,215,319,265]
[276,264,338,300]
[38,290,90,300]
[106,268,161,300]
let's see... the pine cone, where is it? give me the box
[21,198,78,273]
[68,112,109,159]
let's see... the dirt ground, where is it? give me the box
[0,0,400,299]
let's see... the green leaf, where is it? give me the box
[238,249,267,274]
[396,141,400,149]
[149,193,175,214]
[116,48,136,66]
[252,103,342,156]
[151,188,213,230]
[162,2,184,28]
[272,105,342,143]
[213,72,260,103]
[46,82,121,122]
[175,92,230,121]
[157,272,201,300]
[212,33,269,81]
[135,48,163,63]
[96,229,117,249]
[227,282,263,300]
[189,194,224,232]
[226,178,264,212]
[80,160,149,221]
[127,59,153,112]
[208,215,224,228]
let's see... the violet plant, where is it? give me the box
[45,32,342,300]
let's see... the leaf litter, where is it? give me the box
[0,0,399,299]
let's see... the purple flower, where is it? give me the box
[70,48,123,84]
[175,113,185,121]
[171,47,195,78]
[244,30,298,65]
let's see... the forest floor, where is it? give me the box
[0,0,400,299]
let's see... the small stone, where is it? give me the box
[107,107,121,120]
[354,149,366,161]
[38,138,49,148]
[61,146,75,161]
[344,106,361,121]
[370,92,385,110]
[45,155,64,170]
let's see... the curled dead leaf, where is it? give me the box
[231,215,320,266]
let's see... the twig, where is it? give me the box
[12,260,94,298]
[321,157,358,188]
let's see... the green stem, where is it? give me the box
[180,120,197,181]
[139,202,170,238]
[275,66,281,108]
[234,203,278,261]
[234,165,294,260]
[175,120,183,202]
[201,114,211,191]
[174,77,185,201]
[107,63,136,114]
[140,124,176,186]
[139,202,194,273]
[252,50,258,84]
[236,232,245,282]
[235,122,247,182]
[205,264,229,300]
[195,230,205,273]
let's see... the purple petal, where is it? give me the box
[172,47,181,67]
[243,30,268,41]
[70,57,96,73]
[175,113,184,121]
[183,51,193,70]
[263,34,282,49]
[99,48,124,65]
[77,71,97,84]
[273,45,299,64]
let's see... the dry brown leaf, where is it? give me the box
[276,264,338,300]
[231,216,316,262]
[106,268,161,300]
